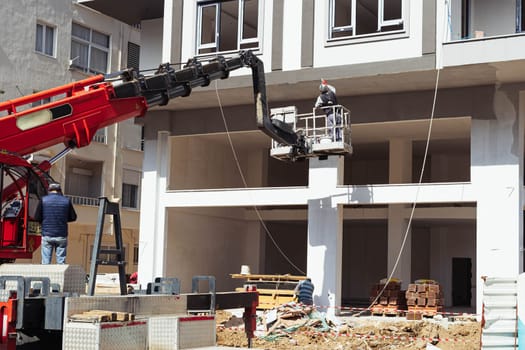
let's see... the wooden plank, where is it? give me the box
[231,273,306,282]
[235,287,296,295]
[258,294,295,309]
[83,310,116,321]
[70,313,112,322]
[69,310,135,323]
[370,305,401,316]
[407,306,442,316]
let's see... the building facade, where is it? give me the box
[0,0,143,275]
[3,0,525,317]
[125,0,525,316]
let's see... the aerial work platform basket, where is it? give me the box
[269,105,353,161]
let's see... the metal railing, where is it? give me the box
[92,133,107,144]
[301,105,351,143]
[270,105,352,158]
[66,195,100,207]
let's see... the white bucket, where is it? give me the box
[240,265,251,275]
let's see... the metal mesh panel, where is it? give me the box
[0,264,85,294]
[65,295,187,318]
[148,315,215,349]
[63,321,147,350]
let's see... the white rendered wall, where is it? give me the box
[138,132,170,286]
[307,156,344,312]
[281,0,303,71]
[140,19,163,72]
[443,35,525,67]
[471,87,524,313]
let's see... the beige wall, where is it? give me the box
[169,133,268,190]
[165,207,261,293]
[5,2,143,275]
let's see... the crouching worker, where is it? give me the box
[294,277,314,305]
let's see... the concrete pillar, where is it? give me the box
[307,156,343,314]
[429,227,450,306]
[389,138,412,184]
[138,131,170,286]
[388,139,412,289]
[471,88,524,314]
[161,0,183,64]
[387,205,412,289]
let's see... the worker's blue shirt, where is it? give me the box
[35,193,77,237]
[297,279,314,305]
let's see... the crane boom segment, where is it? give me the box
[0,50,307,262]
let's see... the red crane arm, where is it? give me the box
[0,50,301,159]
[0,76,147,156]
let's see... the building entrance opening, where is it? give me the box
[452,257,472,307]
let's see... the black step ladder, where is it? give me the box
[87,197,127,296]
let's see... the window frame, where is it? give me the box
[121,168,141,209]
[70,22,110,74]
[122,183,139,209]
[196,0,262,55]
[35,21,56,57]
[133,244,139,265]
[328,0,406,42]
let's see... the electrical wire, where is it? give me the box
[363,68,440,314]
[213,0,450,294]
[362,1,449,314]
[213,81,306,276]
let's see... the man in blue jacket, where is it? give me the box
[34,183,77,264]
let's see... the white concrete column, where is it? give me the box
[472,89,524,314]
[307,156,343,313]
[161,0,174,63]
[137,131,170,286]
[388,139,412,289]
[387,205,412,289]
[282,0,302,71]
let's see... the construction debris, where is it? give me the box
[216,303,482,350]
[231,273,306,309]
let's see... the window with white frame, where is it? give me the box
[70,23,110,74]
[35,22,56,57]
[329,0,404,40]
[197,0,260,55]
[122,169,141,209]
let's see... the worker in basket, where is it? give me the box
[315,79,341,141]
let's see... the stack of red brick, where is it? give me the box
[369,280,407,314]
[405,280,444,318]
